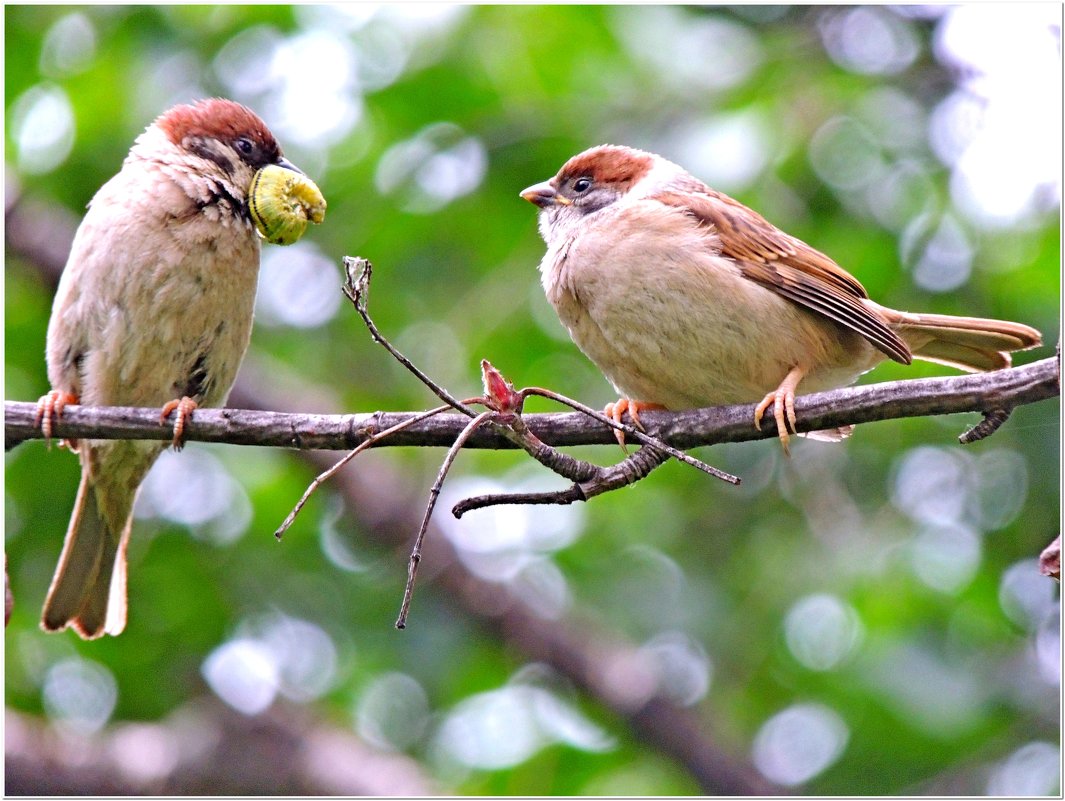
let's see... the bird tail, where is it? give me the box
[41,466,131,639]
[872,304,1042,372]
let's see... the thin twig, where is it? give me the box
[396,410,494,629]
[342,257,476,417]
[274,404,453,541]
[453,486,586,514]
[453,446,673,516]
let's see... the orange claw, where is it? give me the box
[754,366,806,456]
[35,390,79,448]
[160,396,198,450]
[604,398,666,451]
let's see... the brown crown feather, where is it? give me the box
[156,98,281,161]
[557,144,655,190]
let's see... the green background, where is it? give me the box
[5,5,1060,795]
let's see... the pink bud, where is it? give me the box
[481,359,522,414]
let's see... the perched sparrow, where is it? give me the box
[36,98,307,638]
[522,144,1042,450]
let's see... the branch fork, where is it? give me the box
[280,258,742,628]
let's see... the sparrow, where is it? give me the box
[35,98,306,638]
[521,144,1042,451]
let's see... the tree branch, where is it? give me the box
[6,356,1059,452]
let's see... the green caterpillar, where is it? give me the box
[249,164,327,246]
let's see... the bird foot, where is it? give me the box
[604,398,666,451]
[35,390,79,449]
[754,366,806,456]
[160,396,199,450]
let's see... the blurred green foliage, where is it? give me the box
[5,5,1060,795]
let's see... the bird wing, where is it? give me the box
[653,189,912,364]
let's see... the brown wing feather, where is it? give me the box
[654,189,912,364]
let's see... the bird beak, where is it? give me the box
[276,157,304,176]
[520,181,570,208]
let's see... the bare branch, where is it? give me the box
[6,356,1059,452]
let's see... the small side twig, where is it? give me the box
[343,256,476,418]
[453,446,671,516]
[274,404,453,540]
[958,407,1012,444]
[393,363,700,624]
[396,410,494,629]
[453,486,586,513]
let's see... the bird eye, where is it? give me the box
[573,177,593,193]
[236,137,255,156]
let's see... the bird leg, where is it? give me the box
[604,398,666,450]
[754,366,807,455]
[159,396,199,450]
[35,390,79,448]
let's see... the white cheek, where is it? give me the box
[537,211,554,243]
[538,206,597,246]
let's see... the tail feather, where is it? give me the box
[894,312,1042,351]
[871,305,1042,373]
[41,469,129,639]
[69,518,129,640]
[103,520,131,637]
[907,339,1010,372]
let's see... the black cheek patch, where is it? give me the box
[183,184,248,224]
[184,136,237,177]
